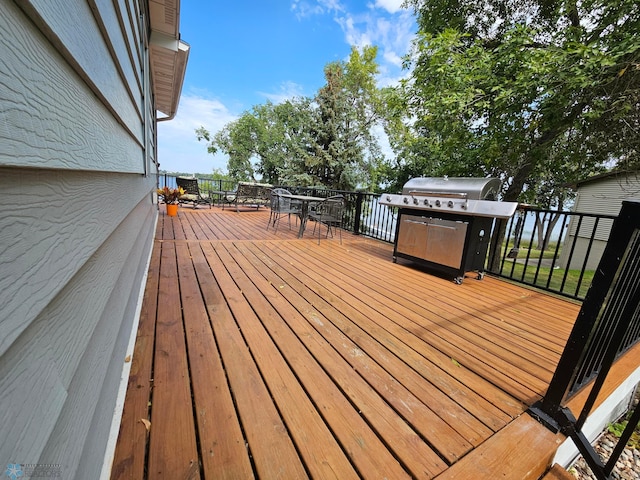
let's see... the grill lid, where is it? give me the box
[402,177,501,200]
[380,176,517,218]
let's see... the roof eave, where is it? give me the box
[148,0,189,121]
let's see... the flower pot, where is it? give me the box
[166,204,178,217]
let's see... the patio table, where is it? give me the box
[278,193,325,238]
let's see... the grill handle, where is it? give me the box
[407,190,468,199]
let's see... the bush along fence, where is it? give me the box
[158,174,616,301]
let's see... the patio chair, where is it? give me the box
[268,188,302,232]
[176,177,212,209]
[308,195,345,244]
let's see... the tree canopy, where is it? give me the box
[386,0,639,206]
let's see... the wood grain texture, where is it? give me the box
[146,241,200,479]
[195,243,310,479]
[109,207,594,478]
[89,0,144,108]
[0,169,154,356]
[18,0,143,136]
[0,2,143,172]
[73,205,156,480]
[110,228,161,480]
[115,0,144,74]
[433,415,563,480]
[0,1,160,477]
[0,199,155,474]
[0,346,67,462]
[176,243,256,480]
[216,241,443,478]
[541,464,578,480]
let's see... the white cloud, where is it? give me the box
[291,0,343,19]
[292,0,416,82]
[332,7,415,88]
[373,0,407,14]
[258,81,306,104]
[318,0,344,12]
[157,91,237,174]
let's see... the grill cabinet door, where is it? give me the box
[396,214,468,269]
[396,215,429,259]
[424,218,468,268]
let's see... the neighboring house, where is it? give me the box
[0,0,188,478]
[559,170,640,270]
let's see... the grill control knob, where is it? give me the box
[413,197,419,205]
[435,200,441,207]
[447,200,454,208]
[386,195,392,202]
[423,199,430,207]
[403,197,409,204]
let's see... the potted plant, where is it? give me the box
[157,186,185,216]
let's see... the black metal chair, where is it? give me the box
[268,188,302,232]
[308,195,345,244]
[176,177,212,209]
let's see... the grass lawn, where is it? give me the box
[499,259,594,299]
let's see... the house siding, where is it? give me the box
[0,0,162,476]
[559,171,640,270]
[574,173,640,217]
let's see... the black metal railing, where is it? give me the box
[159,173,236,193]
[487,206,618,301]
[158,174,395,240]
[528,200,640,480]
[278,186,396,240]
[158,174,621,301]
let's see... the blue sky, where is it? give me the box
[158,0,417,174]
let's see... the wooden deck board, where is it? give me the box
[147,241,200,479]
[176,242,255,479]
[283,239,547,402]
[208,247,424,478]
[111,205,593,479]
[191,242,310,480]
[287,239,560,378]
[246,241,490,450]
[205,241,365,479]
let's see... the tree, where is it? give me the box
[308,46,386,191]
[391,0,639,265]
[392,0,639,205]
[252,99,317,186]
[196,45,387,190]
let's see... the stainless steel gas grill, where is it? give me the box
[379,177,518,284]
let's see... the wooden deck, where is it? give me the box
[110,204,586,479]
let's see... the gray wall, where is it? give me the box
[559,172,640,270]
[0,0,159,477]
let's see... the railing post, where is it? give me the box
[353,192,364,235]
[528,200,640,479]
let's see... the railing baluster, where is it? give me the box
[528,201,640,480]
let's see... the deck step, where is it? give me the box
[434,415,564,480]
